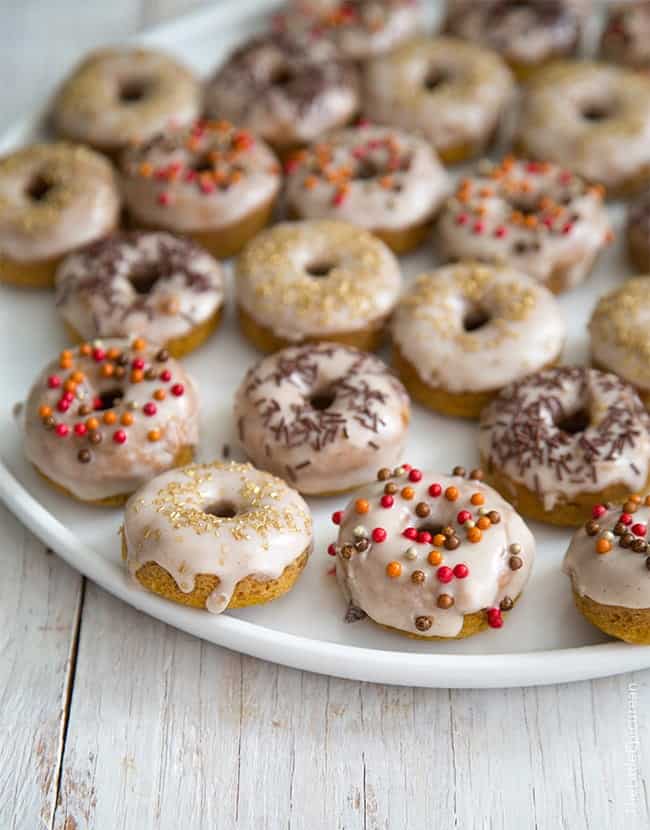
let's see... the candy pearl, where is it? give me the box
[436,566,454,583]
[77,449,91,464]
[132,357,145,371]
[465,520,476,529]
[477,507,488,516]
[92,347,106,362]
[457,510,472,524]
[509,555,523,570]
[332,511,343,525]
[408,468,422,482]
[393,466,405,476]
[404,546,418,560]
[500,596,514,612]
[372,527,387,543]
[428,483,442,497]
[487,608,503,628]
[47,375,61,389]
[113,429,127,444]
[632,523,647,537]
[340,545,354,560]
[56,400,70,413]
[619,513,633,525]
[386,561,401,578]
[74,423,87,436]
[160,369,172,382]
[601,530,615,542]
[403,527,418,540]
[327,544,337,556]
[592,504,607,519]
[147,429,161,442]
[55,424,69,437]
[509,543,522,555]
[353,525,368,538]
[380,494,394,508]
[171,383,184,397]
[415,616,433,632]
[453,563,469,579]
[417,531,432,545]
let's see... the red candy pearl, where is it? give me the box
[457,510,472,524]
[74,423,87,436]
[113,429,127,444]
[171,383,184,397]
[132,357,145,371]
[332,511,343,525]
[143,402,157,416]
[403,527,418,540]
[92,347,106,362]
[456,213,468,226]
[56,399,70,413]
[619,513,633,526]
[380,494,394,508]
[372,527,387,543]
[453,563,469,579]
[327,544,337,556]
[408,468,422,482]
[592,504,607,519]
[632,523,647,537]
[487,608,503,628]
[436,566,453,584]
[494,226,507,238]
[55,424,69,437]
[473,221,484,234]
[428,483,442,497]
[63,391,74,402]
[417,531,432,544]
[160,369,172,382]
[48,375,61,389]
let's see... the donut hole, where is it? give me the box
[418,523,445,537]
[25,174,54,202]
[354,159,383,181]
[204,500,238,519]
[269,64,295,88]
[580,100,618,122]
[305,260,336,278]
[423,66,451,92]
[190,154,215,174]
[129,262,161,295]
[309,388,336,411]
[462,304,491,332]
[94,387,124,411]
[119,77,152,104]
[555,407,591,436]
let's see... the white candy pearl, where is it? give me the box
[353,525,368,538]
[404,546,418,560]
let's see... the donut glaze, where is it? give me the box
[285,125,449,234]
[391,263,565,395]
[23,338,199,502]
[333,467,535,638]
[123,461,313,614]
[479,367,650,514]
[53,47,201,153]
[0,143,119,264]
[600,2,650,73]
[55,232,224,348]
[204,34,359,151]
[516,61,650,194]
[437,157,611,292]
[234,343,410,494]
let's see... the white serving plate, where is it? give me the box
[2,0,650,689]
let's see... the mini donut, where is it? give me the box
[563,494,650,644]
[0,143,120,289]
[362,36,515,165]
[600,2,650,74]
[234,342,410,495]
[436,157,612,293]
[23,338,198,506]
[391,263,565,419]
[272,0,422,61]
[479,367,650,527]
[55,232,224,359]
[445,0,589,80]
[589,278,650,409]
[122,460,313,613]
[515,61,650,196]
[332,465,535,639]
[52,47,201,156]
[204,33,359,156]
[626,188,650,270]
[235,219,402,353]
[285,125,450,254]
[120,120,281,259]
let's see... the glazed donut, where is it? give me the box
[234,342,410,495]
[235,219,402,353]
[272,0,422,61]
[626,188,650,270]
[122,461,313,613]
[391,263,565,419]
[445,0,589,79]
[362,36,515,165]
[589,277,650,410]
[515,61,650,196]
[52,47,201,155]
[332,465,535,638]
[204,34,359,155]
[120,120,281,259]
[0,143,120,289]
[479,367,650,526]
[23,338,198,506]
[285,125,450,254]
[563,494,650,644]
[436,157,612,293]
[55,232,225,359]
[600,2,650,74]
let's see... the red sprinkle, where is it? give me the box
[171,383,185,397]
[332,511,343,525]
[372,527,387,543]
[74,423,87,436]
[55,423,69,437]
[113,429,127,445]
[494,226,508,238]
[561,222,573,235]
[92,347,106,362]
[143,402,157,416]
[632,523,647,537]
[592,504,607,519]
[473,221,485,234]
[402,464,412,471]
[436,566,453,584]
[157,191,172,206]
[455,213,469,226]
[457,510,472,525]
[327,543,337,556]
[453,563,469,579]
[332,188,348,207]
[487,608,503,628]
[380,494,394,508]
[408,468,422,482]
[417,531,432,544]
[428,483,442,497]
[403,527,418,540]
[132,357,145,371]
[48,375,61,389]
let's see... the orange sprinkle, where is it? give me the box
[354,498,370,514]
[132,337,147,351]
[470,492,485,506]
[467,527,482,544]
[131,370,144,383]
[153,388,166,401]
[386,561,402,579]
[147,428,161,442]
[379,176,394,189]
[524,215,538,228]
[103,411,117,425]
[39,405,52,418]
[630,494,642,504]
[121,412,134,426]
[64,379,77,393]
[107,347,121,360]
[401,486,415,500]
[303,175,319,190]
[60,357,72,370]
[433,533,446,547]
[101,363,115,378]
[79,343,92,356]
[71,371,85,384]
[428,550,443,566]
[86,417,100,431]
[138,162,153,178]
[444,486,459,502]
[596,538,612,555]
[479,187,493,198]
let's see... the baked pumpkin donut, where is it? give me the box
[362,36,515,165]
[563,494,650,644]
[515,61,650,196]
[55,231,224,359]
[204,33,359,156]
[0,143,120,289]
[122,460,313,613]
[120,119,281,259]
[589,277,650,409]
[445,0,589,80]
[436,157,612,293]
[479,367,650,526]
[23,338,198,506]
[52,47,201,155]
[234,342,410,495]
[391,263,565,419]
[235,220,402,353]
[626,188,650,270]
[600,2,650,74]
[285,125,450,253]
[332,465,535,639]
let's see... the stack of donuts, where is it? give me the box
[4,0,650,646]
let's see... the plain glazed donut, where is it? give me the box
[479,367,650,526]
[362,36,515,165]
[23,338,199,506]
[235,219,402,353]
[285,125,450,253]
[436,157,612,293]
[332,465,535,638]
[600,2,650,74]
[55,232,225,359]
[234,342,410,495]
[391,263,565,419]
[204,33,359,155]
[0,143,120,289]
[120,119,281,259]
[52,47,201,155]
[563,494,650,644]
[515,61,650,196]
[122,460,313,613]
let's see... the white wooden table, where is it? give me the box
[1,2,649,828]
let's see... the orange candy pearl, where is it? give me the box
[101,363,115,378]
[433,533,446,547]
[470,492,485,506]
[147,428,161,442]
[70,371,84,384]
[467,527,482,543]
[153,389,166,401]
[476,516,491,531]
[121,412,134,426]
[354,498,370,514]
[401,486,415,500]
[596,538,612,555]
[131,370,144,383]
[428,550,442,566]
[444,486,459,501]
[386,561,402,578]
[79,343,92,356]
[103,411,117,425]
[63,379,77,393]
[39,405,52,418]
[86,417,100,431]
[132,337,147,351]
[107,347,121,360]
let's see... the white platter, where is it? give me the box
[2,0,650,689]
